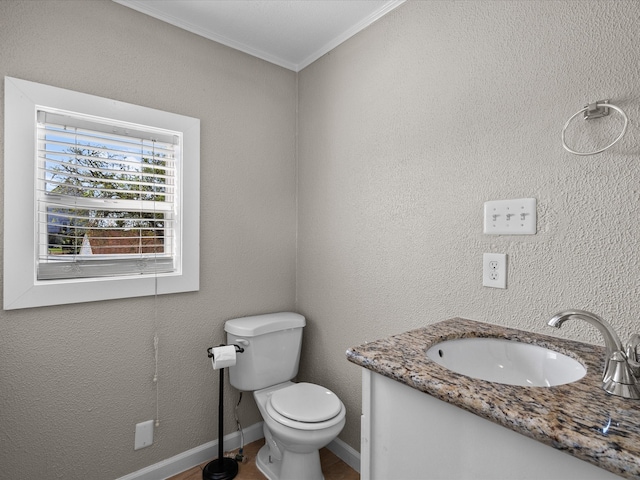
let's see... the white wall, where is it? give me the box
[296,0,640,451]
[0,1,297,478]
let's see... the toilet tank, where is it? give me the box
[225,312,306,391]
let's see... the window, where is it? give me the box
[36,110,178,280]
[4,77,200,309]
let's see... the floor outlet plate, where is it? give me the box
[134,420,154,450]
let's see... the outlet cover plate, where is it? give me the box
[483,253,507,289]
[484,198,536,235]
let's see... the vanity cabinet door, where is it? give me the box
[360,370,622,480]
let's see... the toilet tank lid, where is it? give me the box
[224,312,305,337]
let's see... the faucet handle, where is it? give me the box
[625,334,640,376]
[603,351,640,400]
[626,334,640,361]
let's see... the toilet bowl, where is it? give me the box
[254,382,346,480]
[224,312,346,480]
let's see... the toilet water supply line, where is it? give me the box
[234,392,245,462]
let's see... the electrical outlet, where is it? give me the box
[483,253,507,289]
[134,420,154,450]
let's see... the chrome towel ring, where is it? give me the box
[561,100,628,156]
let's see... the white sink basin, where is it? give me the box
[426,337,586,387]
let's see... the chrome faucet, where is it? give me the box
[548,310,640,400]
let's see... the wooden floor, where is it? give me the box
[168,438,359,480]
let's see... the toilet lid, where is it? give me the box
[270,383,342,423]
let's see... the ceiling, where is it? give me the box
[114,0,405,72]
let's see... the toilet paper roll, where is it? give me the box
[211,345,237,370]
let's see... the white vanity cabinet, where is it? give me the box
[360,369,622,480]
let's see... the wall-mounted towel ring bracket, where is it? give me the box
[562,100,628,156]
[583,101,610,119]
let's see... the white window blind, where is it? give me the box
[36,110,180,280]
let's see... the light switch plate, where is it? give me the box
[484,198,536,235]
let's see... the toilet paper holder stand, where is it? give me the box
[203,344,245,480]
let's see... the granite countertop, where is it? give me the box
[346,317,640,479]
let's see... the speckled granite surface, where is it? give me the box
[346,317,640,479]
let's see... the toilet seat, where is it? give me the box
[266,382,345,431]
[272,383,342,422]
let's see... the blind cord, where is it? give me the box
[152,139,160,429]
[153,331,160,428]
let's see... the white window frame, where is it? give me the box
[4,77,200,309]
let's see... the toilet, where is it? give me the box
[225,312,346,480]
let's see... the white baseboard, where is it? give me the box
[116,422,264,480]
[327,436,361,473]
[117,421,361,479]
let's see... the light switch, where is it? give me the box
[483,198,536,235]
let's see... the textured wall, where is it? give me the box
[4,0,640,477]
[0,1,296,479]
[297,0,640,451]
